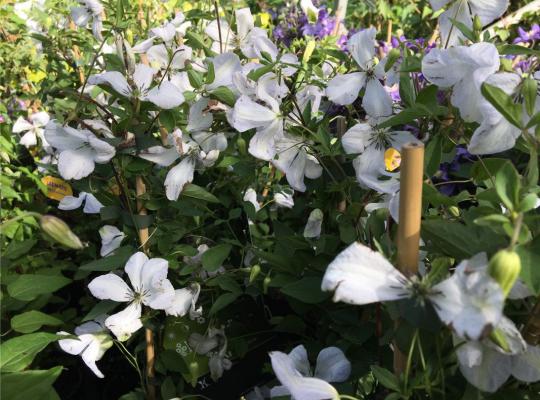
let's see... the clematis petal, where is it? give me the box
[187,98,213,132]
[207,52,242,91]
[469,0,509,26]
[273,136,307,192]
[144,81,185,109]
[105,302,143,341]
[80,336,105,378]
[269,351,340,400]
[70,6,90,26]
[512,345,540,383]
[288,345,311,376]
[363,78,393,118]
[99,225,125,257]
[83,193,104,214]
[139,145,180,167]
[348,28,376,70]
[304,209,324,239]
[314,347,351,383]
[322,242,410,305]
[439,1,473,48]
[468,118,521,155]
[341,123,373,154]
[57,147,96,180]
[124,252,149,292]
[165,288,195,317]
[164,157,196,201]
[232,95,277,132]
[140,257,175,310]
[429,267,504,340]
[249,119,283,161]
[88,71,131,97]
[12,117,34,133]
[235,8,254,40]
[304,155,322,180]
[58,332,91,355]
[429,0,451,11]
[192,131,228,153]
[326,72,366,105]
[455,339,511,393]
[205,19,235,46]
[88,273,132,302]
[133,63,155,93]
[87,135,115,163]
[352,147,400,194]
[59,193,86,210]
[44,122,88,151]
[243,188,260,212]
[19,131,37,147]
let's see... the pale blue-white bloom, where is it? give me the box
[88,64,184,109]
[341,119,420,194]
[274,190,295,209]
[165,283,202,318]
[71,0,104,41]
[99,225,125,256]
[326,28,393,118]
[59,192,104,214]
[12,112,49,148]
[243,188,261,212]
[132,12,191,53]
[322,244,505,341]
[269,345,351,400]
[429,0,509,47]
[58,317,113,378]
[88,252,176,341]
[44,122,115,180]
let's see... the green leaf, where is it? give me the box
[498,44,540,57]
[0,333,59,372]
[159,110,176,132]
[495,162,521,211]
[210,86,236,107]
[11,311,62,334]
[1,367,63,400]
[522,77,538,117]
[281,277,329,304]
[82,300,119,322]
[7,274,71,301]
[526,110,540,129]
[5,239,37,260]
[481,82,522,129]
[181,183,220,203]
[422,220,506,259]
[202,244,232,272]
[247,64,274,81]
[371,365,401,391]
[399,72,416,108]
[80,246,134,271]
[449,18,476,42]
[424,134,442,176]
[209,292,241,315]
[184,31,214,56]
[187,70,204,89]
[205,60,215,85]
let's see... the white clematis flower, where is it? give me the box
[205,8,278,59]
[44,122,115,180]
[272,134,323,192]
[71,0,104,41]
[146,44,193,70]
[206,52,242,91]
[326,28,393,117]
[429,0,509,47]
[300,0,320,23]
[99,225,125,256]
[12,112,49,148]
[165,283,202,319]
[322,243,505,341]
[269,345,351,400]
[88,63,184,109]
[88,252,176,341]
[132,12,191,53]
[421,42,500,123]
[274,190,295,209]
[58,317,113,378]
[342,120,420,194]
[59,192,104,214]
[243,188,261,212]
[454,316,540,392]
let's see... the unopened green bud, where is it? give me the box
[489,328,510,352]
[249,264,261,284]
[263,276,271,294]
[488,250,521,298]
[448,206,460,217]
[473,15,483,32]
[384,48,401,73]
[189,361,199,387]
[236,136,247,155]
[40,215,84,249]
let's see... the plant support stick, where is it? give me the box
[394,142,425,374]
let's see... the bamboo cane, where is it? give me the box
[393,142,424,374]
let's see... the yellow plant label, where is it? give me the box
[41,176,73,201]
[384,148,401,172]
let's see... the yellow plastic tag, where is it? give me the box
[41,176,73,201]
[384,148,401,172]
[257,12,271,28]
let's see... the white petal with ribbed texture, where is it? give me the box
[59,193,86,210]
[165,288,194,317]
[12,117,33,133]
[288,345,311,376]
[124,252,148,293]
[133,64,155,93]
[88,273,132,303]
[363,78,393,118]
[439,1,473,47]
[57,147,95,180]
[105,302,143,341]
[164,157,196,201]
[99,225,125,257]
[342,123,372,154]
[322,242,410,305]
[326,72,366,105]
[236,8,254,40]
[348,28,376,70]
[232,95,277,132]
[469,0,509,25]
[512,345,540,383]
[83,193,104,213]
[144,81,185,109]
[88,71,131,97]
[249,119,283,161]
[207,52,242,90]
[139,145,180,167]
[314,347,351,383]
[140,258,174,310]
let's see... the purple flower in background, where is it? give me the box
[513,24,540,44]
[435,146,476,196]
[300,8,336,39]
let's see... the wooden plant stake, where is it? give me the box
[393,142,425,374]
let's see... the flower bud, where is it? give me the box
[115,34,136,75]
[236,136,247,155]
[488,249,521,298]
[473,15,483,32]
[448,206,460,217]
[40,215,84,249]
[189,361,199,387]
[263,276,271,294]
[249,264,261,284]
